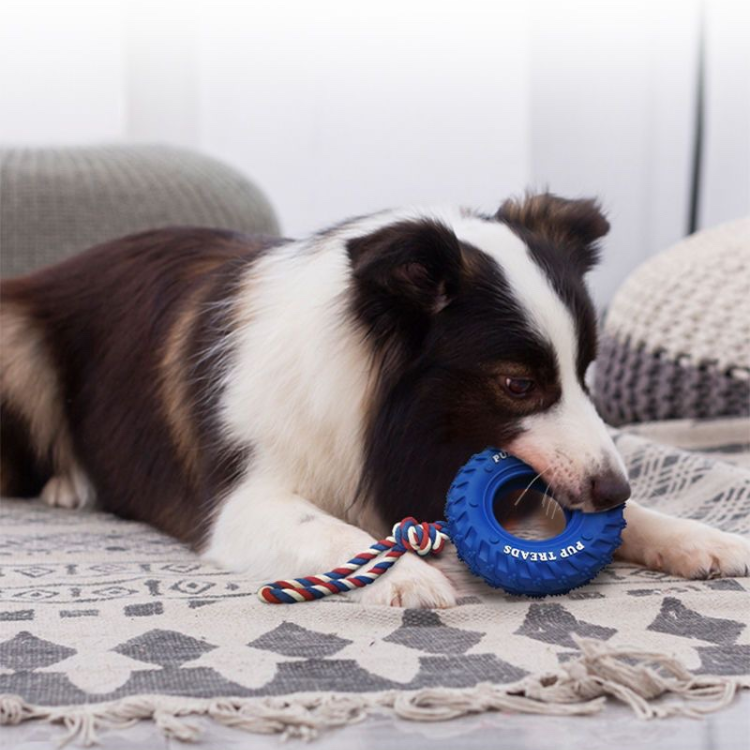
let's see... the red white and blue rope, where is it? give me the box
[258,517,449,604]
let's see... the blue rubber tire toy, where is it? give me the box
[445,448,627,597]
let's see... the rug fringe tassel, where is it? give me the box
[1,637,746,746]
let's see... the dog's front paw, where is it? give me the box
[40,475,84,509]
[350,554,457,608]
[645,520,750,579]
[39,467,95,510]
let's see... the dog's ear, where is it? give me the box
[496,192,609,273]
[347,219,463,315]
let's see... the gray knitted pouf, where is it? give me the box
[0,145,279,278]
[594,218,750,425]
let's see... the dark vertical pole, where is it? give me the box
[688,3,706,235]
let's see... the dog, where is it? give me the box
[2,192,748,607]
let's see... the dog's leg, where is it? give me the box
[616,500,750,578]
[40,464,96,509]
[203,473,456,608]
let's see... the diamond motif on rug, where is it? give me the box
[515,603,617,648]
[647,597,745,644]
[114,629,216,667]
[248,622,352,658]
[0,631,76,671]
[384,610,484,654]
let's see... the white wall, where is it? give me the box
[196,1,531,236]
[1,0,747,305]
[126,2,199,148]
[528,0,702,306]
[699,0,750,229]
[0,1,126,144]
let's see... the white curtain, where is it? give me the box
[1,0,747,305]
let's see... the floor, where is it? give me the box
[5,693,749,749]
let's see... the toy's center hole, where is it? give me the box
[493,487,566,540]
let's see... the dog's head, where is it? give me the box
[347,193,629,512]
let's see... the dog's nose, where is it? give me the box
[590,471,631,510]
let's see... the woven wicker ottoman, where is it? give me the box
[595,218,750,425]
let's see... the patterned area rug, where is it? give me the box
[1,420,749,743]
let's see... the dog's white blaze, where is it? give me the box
[452,218,626,488]
[206,206,625,568]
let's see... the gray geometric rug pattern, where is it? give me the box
[1,421,749,707]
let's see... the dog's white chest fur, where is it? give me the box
[219,243,375,523]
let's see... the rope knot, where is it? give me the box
[391,517,448,556]
[258,518,451,603]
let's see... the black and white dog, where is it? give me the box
[2,193,748,606]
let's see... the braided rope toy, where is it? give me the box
[258,518,448,603]
[258,449,626,603]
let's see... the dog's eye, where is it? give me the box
[503,377,535,398]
